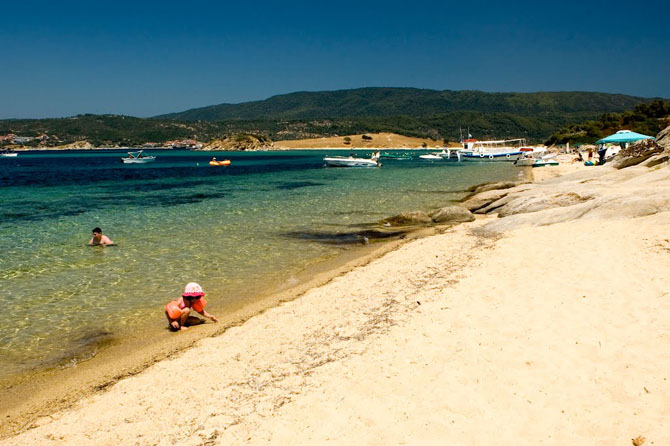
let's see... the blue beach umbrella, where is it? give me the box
[595,130,654,144]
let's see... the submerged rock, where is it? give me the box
[382,211,433,226]
[429,205,476,223]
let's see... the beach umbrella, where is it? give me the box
[595,130,654,144]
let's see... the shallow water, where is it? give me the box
[0,149,522,379]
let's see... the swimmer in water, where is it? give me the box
[88,227,114,246]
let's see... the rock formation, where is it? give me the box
[200,134,272,151]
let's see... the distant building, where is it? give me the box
[170,139,199,149]
[13,136,35,144]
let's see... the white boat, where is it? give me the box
[532,156,559,167]
[121,150,156,164]
[514,147,537,166]
[418,153,443,160]
[458,138,528,161]
[1,150,18,157]
[324,151,380,168]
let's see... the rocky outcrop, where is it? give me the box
[610,138,664,169]
[429,206,476,224]
[464,180,529,196]
[50,141,93,149]
[656,125,670,151]
[461,184,533,213]
[382,211,433,226]
[451,125,670,235]
[496,191,596,218]
[200,134,272,151]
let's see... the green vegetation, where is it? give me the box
[157,88,649,121]
[546,100,670,145]
[0,89,665,147]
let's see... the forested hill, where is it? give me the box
[157,88,650,121]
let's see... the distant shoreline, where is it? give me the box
[3,132,457,152]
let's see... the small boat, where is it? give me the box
[209,158,231,166]
[514,147,536,166]
[1,150,18,157]
[418,153,443,160]
[380,152,412,160]
[121,150,156,163]
[532,158,559,167]
[324,152,381,168]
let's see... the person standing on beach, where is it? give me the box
[88,227,114,245]
[165,282,219,331]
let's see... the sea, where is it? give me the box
[0,149,523,382]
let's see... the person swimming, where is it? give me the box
[88,227,114,246]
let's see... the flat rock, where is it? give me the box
[429,206,476,223]
[496,191,596,218]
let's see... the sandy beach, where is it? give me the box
[3,138,670,444]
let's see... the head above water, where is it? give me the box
[182,282,205,298]
[92,227,102,236]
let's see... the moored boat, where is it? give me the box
[324,151,381,168]
[418,153,443,160]
[458,138,527,161]
[1,150,18,157]
[121,150,156,163]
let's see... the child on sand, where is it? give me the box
[165,282,218,331]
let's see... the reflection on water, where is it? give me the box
[0,150,521,378]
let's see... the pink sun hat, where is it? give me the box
[182,282,205,297]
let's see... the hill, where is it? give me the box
[1,89,663,147]
[156,88,649,121]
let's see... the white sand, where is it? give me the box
[4,161,670,445]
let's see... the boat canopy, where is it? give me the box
[595,130,654,144]
[474,138,526,144]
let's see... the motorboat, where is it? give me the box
[532,154,559,167]
[418,153,443,160]
[380,152,412,160]
[209,158,231,166]
[1,150,18,157]
[324,151,381,168]
[514,147,537,166]
[121,150,156,163]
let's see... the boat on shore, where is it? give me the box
[514,147,537,166]
[532,154,559,167]
[121,150,156,164]
[324,151,381,168]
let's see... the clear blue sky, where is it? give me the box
[1,0,668,119]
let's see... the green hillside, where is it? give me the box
[157,88,649,121]
[1,89,663,147]
[546,100,670,145]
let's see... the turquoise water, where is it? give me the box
[0,150,522,379]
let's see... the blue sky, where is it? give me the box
[1,0,668,118]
